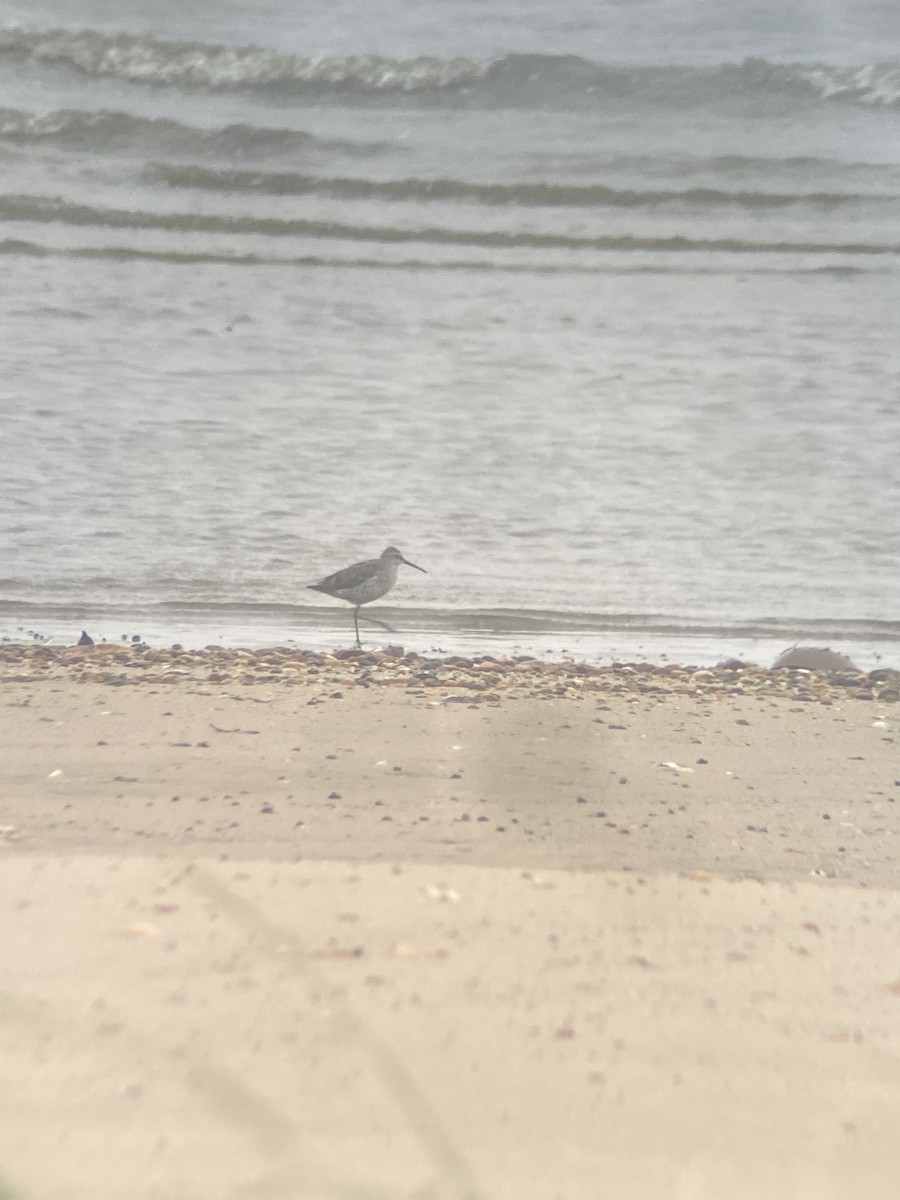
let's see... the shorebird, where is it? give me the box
[308,546,426,646]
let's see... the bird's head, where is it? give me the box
[382,546,426,573]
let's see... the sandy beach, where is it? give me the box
[1,644,899,1198]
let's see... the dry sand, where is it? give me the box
[1,646,899,1199]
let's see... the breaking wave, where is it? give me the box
[3,26,900,109]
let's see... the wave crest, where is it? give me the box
[2,27,900,108]
[2,193,896,255]
[0,106,391,158]
[145,163,891,211]
[0,26,494,95]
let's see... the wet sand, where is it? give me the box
[1,646,899,1198]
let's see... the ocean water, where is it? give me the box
[1,1,899,665]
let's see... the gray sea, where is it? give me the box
[2,1,899,665]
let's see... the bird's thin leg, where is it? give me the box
[353,605,362,647]
[359,613,396,633]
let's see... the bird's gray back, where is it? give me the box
[309,556,380,596]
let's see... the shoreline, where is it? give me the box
[3,605,899,672]
[3,640,899,703]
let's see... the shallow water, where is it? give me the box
[1,2,898,663]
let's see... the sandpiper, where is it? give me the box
[308,545,426,646]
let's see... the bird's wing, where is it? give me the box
[309,557,378,592]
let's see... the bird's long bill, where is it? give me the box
[402,556,427,573]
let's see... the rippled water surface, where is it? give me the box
[1,1,899,661]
